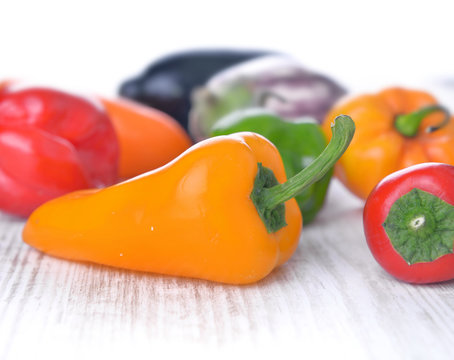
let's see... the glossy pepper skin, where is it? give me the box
[211,109,331,224]
[23,133,301,284]
[0,85,119,217]
[322,87,453,199]
[364,163,454,283]
[22,116,355,284]
[119,49,272,130]
[100,97,192,180]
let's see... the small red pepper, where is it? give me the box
[0,84,119,217]
[363,162,454,283]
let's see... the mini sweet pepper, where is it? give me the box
[0,84,119,217]
[100,97,192,180]
[22,116,355,284]
[211,108,331,224]
[322,87,453,199]
[364,162,454,283]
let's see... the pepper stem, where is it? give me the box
[251,115,355,233]
[394,105,450,137]
[261,115,355,210]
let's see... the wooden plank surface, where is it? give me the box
[1,180,453,360]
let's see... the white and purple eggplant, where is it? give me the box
[189,56,346,141]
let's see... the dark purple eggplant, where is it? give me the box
[118,49,274,130]
[189,56,347,141]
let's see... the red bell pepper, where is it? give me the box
[363,162,454,283]
[0,85,119,217]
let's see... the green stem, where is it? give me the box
[383,188,454,265]
[394,105,450,137]
[262,115,355,209]
[251,115,355,233]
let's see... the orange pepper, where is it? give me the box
[22,116,355,284]
[101,97,192,180]
[322,87,453,200]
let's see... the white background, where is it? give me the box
[1,0,454,100]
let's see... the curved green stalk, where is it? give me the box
[394,105,450,137]
[251,115,355,233]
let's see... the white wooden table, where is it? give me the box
[1,179,453,360]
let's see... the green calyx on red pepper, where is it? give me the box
[211,108,332,224]
[383,188,454,264]
[363,162,454,284]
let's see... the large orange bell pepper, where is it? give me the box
[22,116,355,284]
[101,98,192,180]
[322,87,453,200]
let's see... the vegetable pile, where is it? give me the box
[22,115,354,284]
[0,48,452,285]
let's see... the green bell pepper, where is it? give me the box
[211,108,332,224]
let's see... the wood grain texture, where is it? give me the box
[1,180,453,360]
